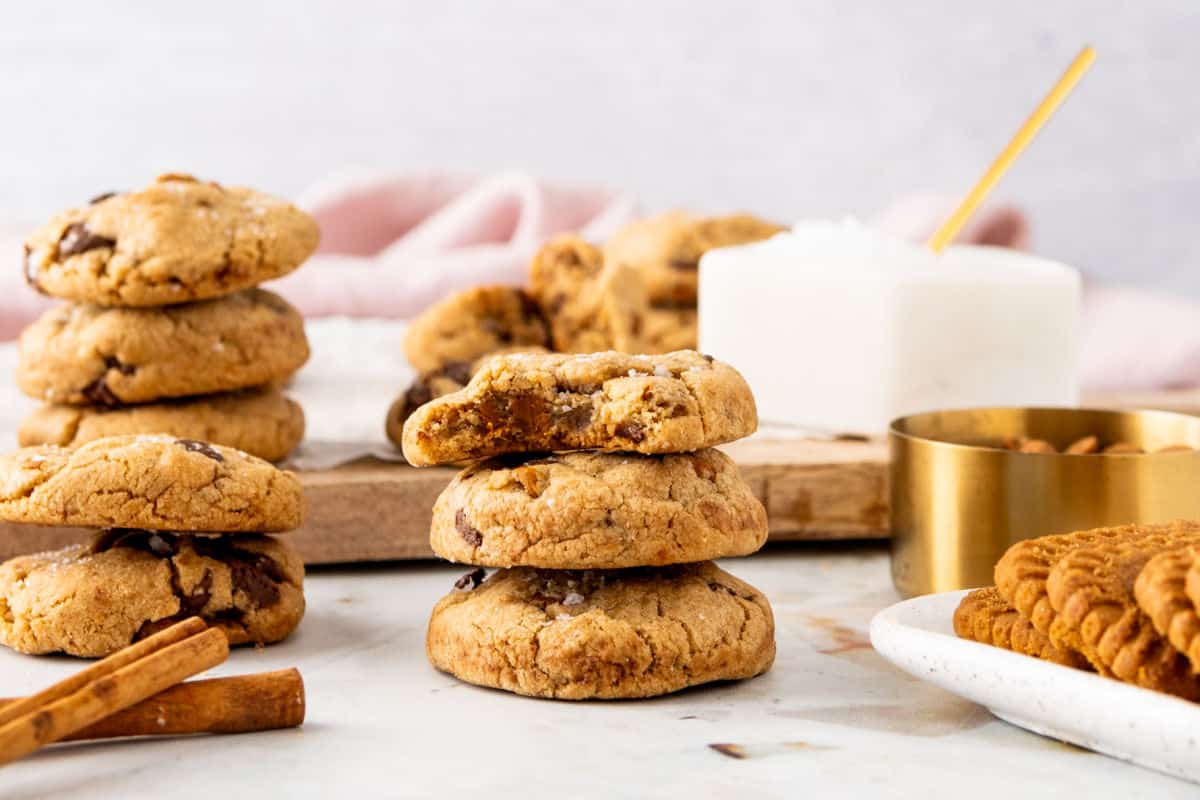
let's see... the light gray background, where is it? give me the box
[2,1,1196,293]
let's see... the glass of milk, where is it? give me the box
[698,219,1081,433]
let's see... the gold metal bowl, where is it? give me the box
[889,407,1200,597]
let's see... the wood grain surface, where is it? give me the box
[0,436,889,565]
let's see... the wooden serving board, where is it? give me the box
[0,436,889,565]
[3,389,1196,565]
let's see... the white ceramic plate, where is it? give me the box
[870,590,1200,784]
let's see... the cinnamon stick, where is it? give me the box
[0,669,306,741]
[0,617,207,729]
[0,626,228,766]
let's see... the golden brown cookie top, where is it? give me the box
[401,349,758,466]
[23,174,319,307]
[0,435,304,532]
[431,449,767,568]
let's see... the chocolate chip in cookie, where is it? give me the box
[176,439,226,462]
[57,222,115,257]
[454,567,486,591]
[455,509,484,547]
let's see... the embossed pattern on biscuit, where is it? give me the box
[954,587,1090,668]
[1134,547,1200,673]
[1045,522,1200,698]
[994,523,1157,659]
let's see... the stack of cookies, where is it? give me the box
[385,212,783,450]
[0,435,306,658]
[17,174,318,462]
[402,349,776,699]
[955,520,1200,700]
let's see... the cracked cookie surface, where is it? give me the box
[952,587,1088,668]
[432,449,766,568]
[603,211,785,306]
[426,561,775,699]
[18,289,309,405]
[23,173,319,307]
[0,530,304,657]
[0,435,303,532]
[19,387,305,462]
[528,235,647,353]
[402,285,549,373]
[401,350,757,466]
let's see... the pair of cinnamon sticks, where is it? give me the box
[0,618,304,767]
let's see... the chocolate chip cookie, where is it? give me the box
[401,350,757,466]
[17,289,309,406]
[385,362,474,453]
[426,561,775,699]
[603,211,785,306]
[527,235,647,353]
[0,530,304,657]
[385,349,550,453]
[432,449,767,568]
[402,285,549,374]
[0,435,303,532]
[23,173,319,307]
[19,387,305,463]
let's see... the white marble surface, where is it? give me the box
[0,546,1194,799]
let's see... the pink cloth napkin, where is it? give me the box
[271,171,636,319]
